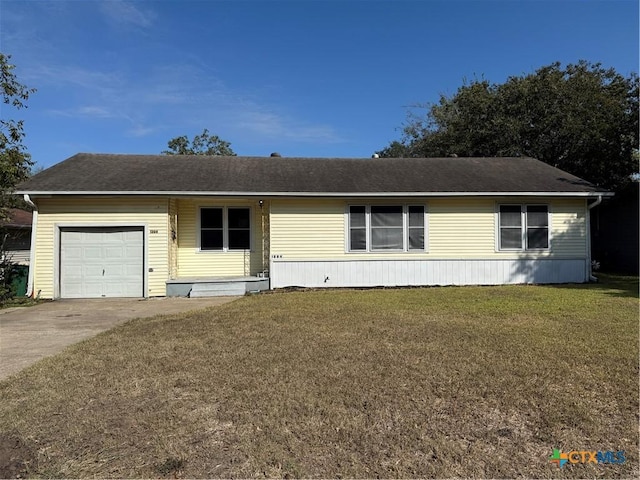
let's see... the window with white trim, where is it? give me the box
[408,205,425,250]
[200,207,251,251]
[201,207,223,250]
[349,206,366,251]
[371,205,403,250]
[348,205,426,252]
[498,204,549,250]
[228,207,251,249]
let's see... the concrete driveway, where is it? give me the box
[0,297,237,381]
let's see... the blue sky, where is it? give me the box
[1,0,638,169]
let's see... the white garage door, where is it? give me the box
[60,227,144,298]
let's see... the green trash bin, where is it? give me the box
[9,265,29,297]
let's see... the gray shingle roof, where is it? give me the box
[16,153,607,196]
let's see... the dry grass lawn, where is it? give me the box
[0,275,637,478]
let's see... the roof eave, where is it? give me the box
[1,224,31,229]
[16,190,614,197]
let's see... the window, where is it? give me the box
[200,207,251,251]
[371,206,403,250]
[349,206,366,251]
[499,205,522,249]
[526,205,549,249]
[228,208,251,250]
[201,207,223,250]
[498,205,549,250]
[408,206,425,250]
[348,205,426,252]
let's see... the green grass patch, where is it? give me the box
[0,276,637,478]
[0,296,46,309]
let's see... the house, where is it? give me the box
[15,153,611,299]
[1,208,33,266]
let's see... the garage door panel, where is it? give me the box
[125,264,142,276]
[84,264,104,277]
[63,247,83,259]
[104,265,122,276]
[60,227,144,298]
[83,282,104,297]
[104,246,125,259]
[103,282,124,296]
[104,281,139,296]
[62,282,83,297]
[105,266,140,278]
[64,265,83,277]
[83,247,103,260]
[100,231,120,242]
[63,231,83,242]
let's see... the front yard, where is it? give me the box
[0,275,637,478]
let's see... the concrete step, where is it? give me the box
[189,282,246,297]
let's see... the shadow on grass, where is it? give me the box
[549,273,639,299]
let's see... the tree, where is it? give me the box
[1,53,35,217]
[377,140,411,159]
[378,61,639,190]
[0,53,35,301]
[162,128,236,156]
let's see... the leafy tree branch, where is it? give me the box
[162,128,236,156]
[1,53,36,218]
[378,61,638,190]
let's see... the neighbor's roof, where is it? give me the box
[0,208,33,228]
[16,153,609,197]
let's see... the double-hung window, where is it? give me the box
[201,207,224,250]
[371,206,404,250]
[349,206,367,251]
[200,207,251,251]
[407,205,425,250]
[525,205,549,249]
[348,205,426,252]
[227,208,251,249]
[498,205,549,250]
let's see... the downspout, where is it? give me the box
[23,194,38,297]
[586,195,603,282]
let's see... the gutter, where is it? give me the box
[16,190,615,198]
[23,194,37,297]
[586,195,604,282]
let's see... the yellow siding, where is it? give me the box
[270,197,588,260]
[33,197,169,298]
[550,198,588,257]
[270,199,346,258]
[270,199,434,260]
[429,198,587,258]
[429,198,496,257]
[176,199,265,277]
